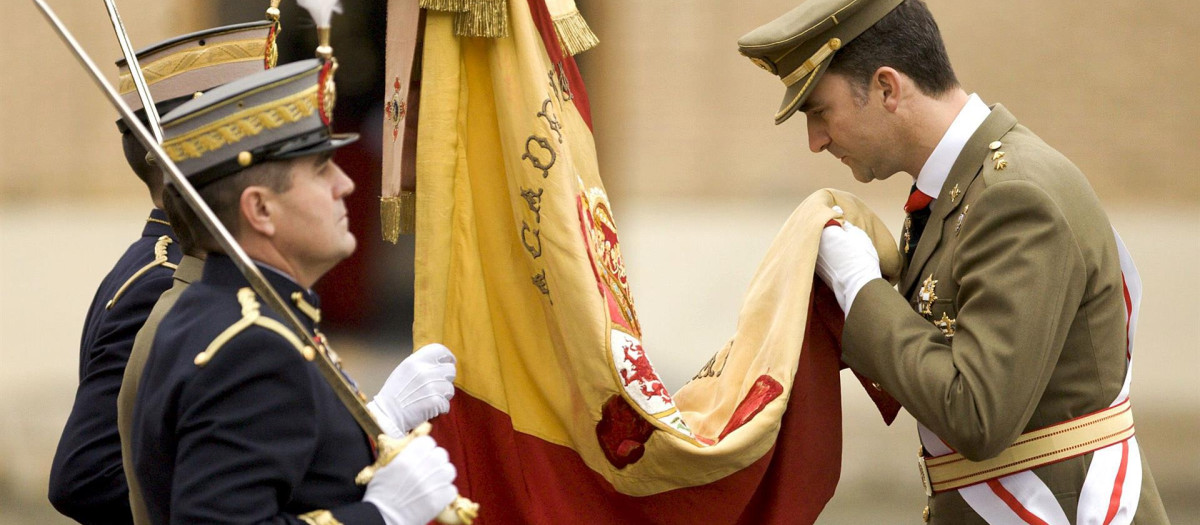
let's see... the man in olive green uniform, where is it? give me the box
[739,1,1168,523]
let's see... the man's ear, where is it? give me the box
[873,67,904,112]
[240,186,276,237]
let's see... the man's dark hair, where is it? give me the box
[828,0,958,100]
[122,132,163,196]
[162,159,296,255]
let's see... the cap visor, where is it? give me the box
[774,59,832,125]
[274,133,360,160]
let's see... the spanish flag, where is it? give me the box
[410,1,902,522]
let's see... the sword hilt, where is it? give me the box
[355,422,479,524]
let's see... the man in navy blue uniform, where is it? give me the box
[132,55,459,524]
[49,19,281,524]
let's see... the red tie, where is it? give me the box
[904,188,935,213]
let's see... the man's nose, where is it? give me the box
[807,119,830,153]
[331,162,355,197]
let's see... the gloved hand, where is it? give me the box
[816,215,882,316]
[368,344,457,436]
[363,435,458,525]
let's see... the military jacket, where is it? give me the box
[132,254,383,524]
[842,106,1167,523]
[50,208,180,524]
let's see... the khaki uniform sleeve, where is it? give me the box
[842,180,1087,461]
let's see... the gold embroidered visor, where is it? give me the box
[160,59,357,187]
[737,0,902,124]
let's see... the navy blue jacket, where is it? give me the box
[132,254,383,524]
[50,209,180,524]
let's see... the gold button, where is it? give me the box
[988,140,1002,150]
[922,505,931,522]
[238,151,253,167]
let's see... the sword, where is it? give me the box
[102,0,162,144]
[34,1,476,522]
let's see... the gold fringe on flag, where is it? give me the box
[421,0,507,38]
[454,0,508,38]
[552,9,598,56]
[380,191,416,243]
[418,0,469,12]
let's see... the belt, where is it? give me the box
[917,399,1135,496]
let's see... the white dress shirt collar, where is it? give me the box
[915,93,991,199]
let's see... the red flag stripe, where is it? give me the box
[525,0,593,131]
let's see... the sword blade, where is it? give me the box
[102,0,163,144]
[31,0,384,440]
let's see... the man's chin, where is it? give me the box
[850,169,876,184]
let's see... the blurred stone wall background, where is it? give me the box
[1,0,1196,522]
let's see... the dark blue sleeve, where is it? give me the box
[170,328,382,524]
[49,269,174,524]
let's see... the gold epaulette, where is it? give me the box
[194,287,316,367]
[299,509,343,525]
[106,235,180,309]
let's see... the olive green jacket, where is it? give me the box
[842,105,1167,524]
[117,255,203,525]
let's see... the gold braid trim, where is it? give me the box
[162,85,319,162]
[380,190,416,243]
[552,9,598,56]
[118,39,269,94]
[298,509,343,525]
[194,288,316,367]
[290,291,322,324]
[107,236,179,309]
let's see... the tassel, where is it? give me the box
[552,9,598,56]
[419,0,470,12]
[381,191,417,243]
[454,0,508,38]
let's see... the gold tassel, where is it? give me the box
[381,191,417,243]
[454,0,508,38]
[552,9,598,56]
[419,0,470,12]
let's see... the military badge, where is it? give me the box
[918,274,938,319]
[955,205,970,236]
[903,216,913,254]
[935,312,956,341]
[949,184,961,203]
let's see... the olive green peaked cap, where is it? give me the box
[738,0,902,124]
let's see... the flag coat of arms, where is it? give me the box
[401,1,902,522]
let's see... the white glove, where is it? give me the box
[816,217,882,316]
[368,344,457,436]
[363,435,458,525]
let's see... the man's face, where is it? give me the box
[270,154,357,279]
[800,72,902,183]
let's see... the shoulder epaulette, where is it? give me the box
[106,235,179,309]
[194,287,316,367]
